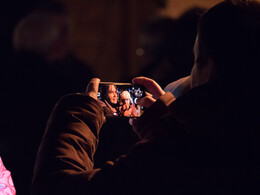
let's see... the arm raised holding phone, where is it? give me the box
[32,77,176,195]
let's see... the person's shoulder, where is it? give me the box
[164,76,190,91]
[164,76,191,98]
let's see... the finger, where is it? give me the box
[137,96,156,108]
[129,118,134,126]
[145,92,152,97]
[129,118,142,136]
[129,118,137,130]
[86,78,100,100]
[132,76,165,99]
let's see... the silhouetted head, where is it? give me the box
[13,1,70,62]
[191,0,260,88]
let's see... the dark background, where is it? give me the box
[0,0,222,83]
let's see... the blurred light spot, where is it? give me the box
[136,48,144,56]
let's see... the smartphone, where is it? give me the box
[97,82,146,118]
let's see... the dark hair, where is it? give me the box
[197,0,260,82]
[100,84,117,103]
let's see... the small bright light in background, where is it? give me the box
[136,48,144,56]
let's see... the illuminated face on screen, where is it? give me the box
[119,91,131,109]
[107,85,118,104]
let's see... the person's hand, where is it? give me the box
[86,78,100,100]
[132,77,165,108]
[122,104,128,112]
[129,77,165,134]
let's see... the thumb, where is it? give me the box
[86,78,100,100]
[137,96,156,108]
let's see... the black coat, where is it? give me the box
[32,80,259,195]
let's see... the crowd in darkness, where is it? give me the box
[1,0,260,195]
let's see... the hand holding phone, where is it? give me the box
[132,77,165,108]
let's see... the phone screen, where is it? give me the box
[97,82,146,118]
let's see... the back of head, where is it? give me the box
[13,13,58,56]
[13,1,70,60]
[197,0,260,84]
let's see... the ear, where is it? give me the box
[190,56,217,89]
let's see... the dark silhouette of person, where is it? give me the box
[12,1,96,92]
[32,0,260,194]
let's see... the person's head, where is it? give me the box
[102,84,118,104]
[191,0,260,88]
[119,91,132,109]
[13,1,70,62]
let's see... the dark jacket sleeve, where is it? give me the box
[132,92,176,139]
[32,93,177,195]
[32,93,105,194]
